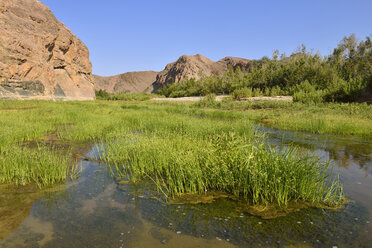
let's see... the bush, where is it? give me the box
[293,80,325,103]
[194,94,219,108]
[95,90,110,99]
[232,88,253,99]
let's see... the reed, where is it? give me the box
[0,145,76,187]
[98,132,344,207]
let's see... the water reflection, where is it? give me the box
[258,126,372,174]
[0,128,372,247]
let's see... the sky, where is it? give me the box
[40,0,372,76]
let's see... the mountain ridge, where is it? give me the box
[94,54,250,94]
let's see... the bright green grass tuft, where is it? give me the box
[97,132,344,207]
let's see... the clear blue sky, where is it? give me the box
[40,0,371,76]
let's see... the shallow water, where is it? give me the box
[1,128,371,248]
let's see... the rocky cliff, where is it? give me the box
[0,0,95,100]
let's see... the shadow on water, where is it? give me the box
[1,127,372,247]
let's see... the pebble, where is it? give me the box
[176,231,181,234]
[120,233,124,235]
[226,239,230,242]
[216,237,222,241]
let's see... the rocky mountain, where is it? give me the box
[153,54,250,90]
[95,55,250,93]
[0,0,95,100]
[94,71,158,94]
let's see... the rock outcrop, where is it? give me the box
[0,0,95,100]
[94,71,158,94]
[152,54,250,90]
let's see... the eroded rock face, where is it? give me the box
[0,0,95,100]
[153,54,250,90]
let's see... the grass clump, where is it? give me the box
[0,145,76,188]
[98,131,344,207]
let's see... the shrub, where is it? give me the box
[232,88,253,100]
[194,94,219,108]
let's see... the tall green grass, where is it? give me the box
[0,145,77,187]
[97,131,344,207]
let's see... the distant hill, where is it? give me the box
[93,71,158,94]
[93,55,250,93]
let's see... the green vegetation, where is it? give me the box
[191,97,372,137]
[95,90,161,101]
[98,132,343,207]
[0,146,74,187]
[0,100,346,208]
[158,35,372,103]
